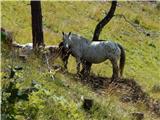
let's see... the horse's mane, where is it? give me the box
[71,33,107,43]
[71,33,87,40]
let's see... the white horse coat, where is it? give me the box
[63,33,121,63]
[62,32,125,79]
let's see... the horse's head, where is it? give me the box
[58,41,71,69]
[62,32,71,49]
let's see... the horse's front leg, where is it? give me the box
[64,60,68,69]
[81,60,92,77]
[63,54,69,69]
[111,59,119,81]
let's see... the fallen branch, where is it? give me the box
[114,14,151,36]
[44,53,55,80]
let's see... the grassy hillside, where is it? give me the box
[1,1,160,120]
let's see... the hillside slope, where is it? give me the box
[1,1,160,120]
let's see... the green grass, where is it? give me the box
[1,1,160,120]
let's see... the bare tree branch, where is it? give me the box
[114,14,155,37]
[92,1,117,41]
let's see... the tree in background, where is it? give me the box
[31,1,44,52]
[92,1,117,41]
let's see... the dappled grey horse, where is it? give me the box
[62,32,125,80]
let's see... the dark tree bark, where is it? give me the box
[31,1,44,52]
[92,1,117,41]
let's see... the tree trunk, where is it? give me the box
[31,1,44,52]
[92,1,117,41]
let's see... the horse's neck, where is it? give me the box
[70,34,90,47]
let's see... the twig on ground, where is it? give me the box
[44,53,55,80]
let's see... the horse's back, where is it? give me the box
[68,33,121,62]
[91,40,121,60]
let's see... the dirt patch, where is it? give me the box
[55,66,160,117]
[79,75,160,117]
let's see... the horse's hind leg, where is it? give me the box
[111,59,119,81]
[76,58,81,74]
[86,62,92,75]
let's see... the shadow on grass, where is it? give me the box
[57,66,160,117]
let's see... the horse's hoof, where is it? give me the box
[111,77,118,83]
[81,75,88,81]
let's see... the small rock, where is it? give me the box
[83,98,93,111]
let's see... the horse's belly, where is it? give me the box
[84,48,107,63]
[85,55,107,63]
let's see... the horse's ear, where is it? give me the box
[68,32,71,37]
[62,32,64,36]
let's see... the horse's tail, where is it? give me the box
[117,43,125,77]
